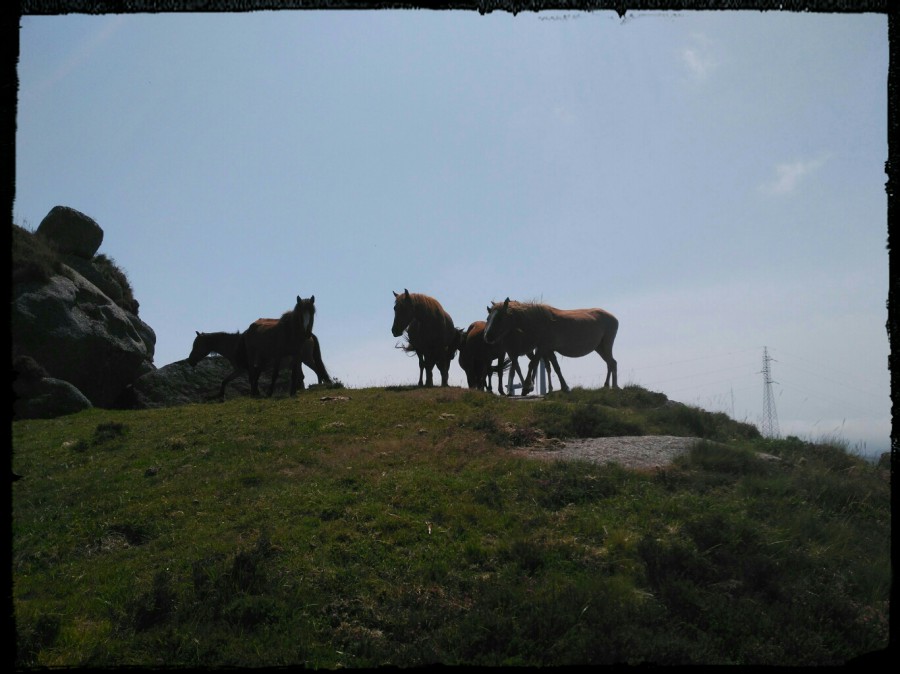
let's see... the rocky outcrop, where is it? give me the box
[12,355,92,420]
[12,207,156,414]
[126,357,247,408]
[12,205,324,417]
[125,357,299,408]
[36,206,104,259]
[12,269,156,408]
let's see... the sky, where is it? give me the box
[13,8,891,457]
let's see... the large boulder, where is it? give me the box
[11,266,156,408]
[126,357,246,408]
[12,355,93,419]
[35,206,104,259]
[126,356,297,408]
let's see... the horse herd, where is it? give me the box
[188,290,619,400]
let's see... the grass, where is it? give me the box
[11,386,891,667]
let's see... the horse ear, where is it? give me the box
[393,291,399,298]
[310,295,315,304]
[404,289,410,299]
[504,298,510,308]
[297,295,301,303]
[196,331,200,336]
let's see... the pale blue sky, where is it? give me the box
[14,9,890,455]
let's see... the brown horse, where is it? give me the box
[240,295,317,397]
[391,289,458,387]
[457,321,511,393]
[479,307,555,396]
[484,298,619,390]
[188,329,331,399]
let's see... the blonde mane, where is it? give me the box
[409,292,451,323]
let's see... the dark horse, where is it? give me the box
[457,321,510,393]
[240,295,318,397]
[391,289,459,387]
[484,298,619,391]
[188,329,330,399]
[477,306,555,396]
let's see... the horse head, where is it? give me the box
[391,289,414,337]
[448,326,466,359]
[484,298,511,344]
[188,331,208,366]
[294,295,316,339]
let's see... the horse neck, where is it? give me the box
[413,297,448,331]
[503,310,540,352]
[210,332,241,358]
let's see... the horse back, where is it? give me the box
[542,307,618,355]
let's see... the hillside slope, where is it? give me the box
[12,385,890,667]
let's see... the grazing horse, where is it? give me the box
[484,298,619,390]
[457,321,510,393]
[391,289,458,387]
[188,330,331,399]
[240,295,317,397]
[188,330,248,399]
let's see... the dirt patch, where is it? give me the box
[510,435,703,471]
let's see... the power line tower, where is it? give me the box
[760,346,780,438]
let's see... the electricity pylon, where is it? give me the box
[761,346,780,438]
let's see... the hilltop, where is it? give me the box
[11,385,891,667]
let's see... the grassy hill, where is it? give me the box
[11,385,891,667]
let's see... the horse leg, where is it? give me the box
[289,358,303,396]
[596,343,618,389]
[305,336,331,385]
[218,368,241,400]
[521,354,538,396]
[267,357,281,397]
[546,352,568,392]
[423,356,436,387]
[247,363,260,396]
[511,356,532,396]
[438,358,450,387]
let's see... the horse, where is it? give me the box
[188,330,247,399]
[478,307,555,396]
[240,295,318,397]
[391,289,458,387]
[484,298,619,390]
[457,321,511,393]
[188,329,331,399]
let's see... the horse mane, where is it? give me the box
[495,300,556,323]
[409,292,450,322]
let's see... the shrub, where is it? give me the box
[571,404,643,438]
[93,253,139,314]
[12,223,62,284]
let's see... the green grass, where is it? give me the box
[12,386,890,667]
